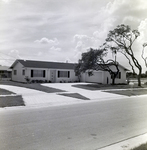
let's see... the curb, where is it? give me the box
[97,133,147,150]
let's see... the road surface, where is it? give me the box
[0,96,147,150]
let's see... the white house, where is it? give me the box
[10,59,78,83]
[10,59,129,84]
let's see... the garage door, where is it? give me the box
[85,72,103,83]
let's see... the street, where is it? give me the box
[0,96,147,150]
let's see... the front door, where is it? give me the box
[50,70,56,83]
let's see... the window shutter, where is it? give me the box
[43,70,45,78]
[58,71,60,78]
[31,70,33,77]
[68,71,70,78]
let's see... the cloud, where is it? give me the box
[34,37,59,45]
[1,0,11,3]
[138,18,147,42]
[49,46,61,52]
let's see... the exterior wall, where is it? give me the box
[12,62,26,82]
[84,71,104,83]
[81,65,127,84]
[101,66,127,84]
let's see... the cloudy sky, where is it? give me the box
[0,0,147,72]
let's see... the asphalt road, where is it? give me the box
[0,96,147,150]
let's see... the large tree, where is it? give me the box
[105,24,142,86]
[75,48,120,85]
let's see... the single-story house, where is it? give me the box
[10,59,78,83]
[10,59,129,84]
[0,66,12,81]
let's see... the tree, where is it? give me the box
[105,24,142,86]
[75,48,120,85]
[142,43,147,68]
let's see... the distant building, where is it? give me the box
[10,59,129,84]
[0,66,12,81]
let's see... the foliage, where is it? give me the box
[105,24,142,86]
[75,48,120,85]
[25,76,30,83]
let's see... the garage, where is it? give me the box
[85,71,103,83]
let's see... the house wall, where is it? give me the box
[100,66,127,84]
[12,62,26,82]
[81,65,127,84]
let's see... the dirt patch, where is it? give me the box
[0,95,25,108]
[59,93,90,100]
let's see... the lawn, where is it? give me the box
[131,142,147,150]
[0,88,25,108]
[72,83,146,91]
[0,81,65,93]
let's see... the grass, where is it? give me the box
[59,93,90,100]
[72,83,146,91]
[0,81,65,93]
[0,88,25,108]
[103,89,147,96]
[0,88,15,95]
[131,142,147,150]
[0,95,25,108]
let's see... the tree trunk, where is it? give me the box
[112,77,115,85]
[137,68,142,86]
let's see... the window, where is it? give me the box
[31,70,45,77]
[58,71,70,78]
[14,70,17,75]
[22,70,25,75]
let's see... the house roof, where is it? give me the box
[10,59,76,70]
[0,66,12,71]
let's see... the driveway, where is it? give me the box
[0,83,128,108]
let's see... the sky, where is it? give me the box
[0,0,147,72]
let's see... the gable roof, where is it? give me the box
[10,59,76,70]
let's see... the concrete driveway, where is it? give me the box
[0,83,128,108]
